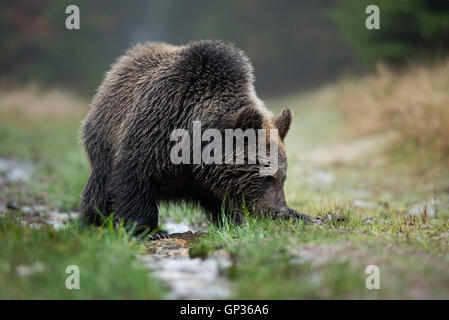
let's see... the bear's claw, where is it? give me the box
[149,230,171,241]
[288,207,312,223]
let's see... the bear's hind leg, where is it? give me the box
[80,167,111,226]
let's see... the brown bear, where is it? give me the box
[80,40,310,239]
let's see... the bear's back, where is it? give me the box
[83,40,261,168]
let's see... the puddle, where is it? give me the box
[164,220,200,234]
[138,220,232,299]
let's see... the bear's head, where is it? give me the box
[220,106,293,219]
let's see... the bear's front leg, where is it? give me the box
[110,161,169,240]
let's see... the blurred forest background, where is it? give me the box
[1,0,447,97]
[1,0,449,164]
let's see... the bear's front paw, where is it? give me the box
[287,207,312,223]
[149,230,171,241]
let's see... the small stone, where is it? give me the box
[45,211,70,229]
[327,213,345,221]
[6,201,20,210]
[22,206,33,215]
[32,205,49,214]
[363,217,377,224]
[312,215,324,224]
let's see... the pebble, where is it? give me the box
[21,206,40,217]
[32,205,49,214]
[6,201,20,210]
[45,211,70,229]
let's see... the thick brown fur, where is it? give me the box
[80,40,309,236]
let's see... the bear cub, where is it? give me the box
[80,40,310,239]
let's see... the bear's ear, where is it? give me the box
[275,108,293,140]
[231,106,264,130]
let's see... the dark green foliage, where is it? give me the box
[332,0,449,65]
[0,0,357,96]
[0,0,149,95]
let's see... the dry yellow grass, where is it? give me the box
[0,84,88,121]
[336,59,449,159]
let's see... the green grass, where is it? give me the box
[0,118,89,211]
[0,215,165,299]
[1,88,448,299]
[189,207,449,299]
[0,108,170,299]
